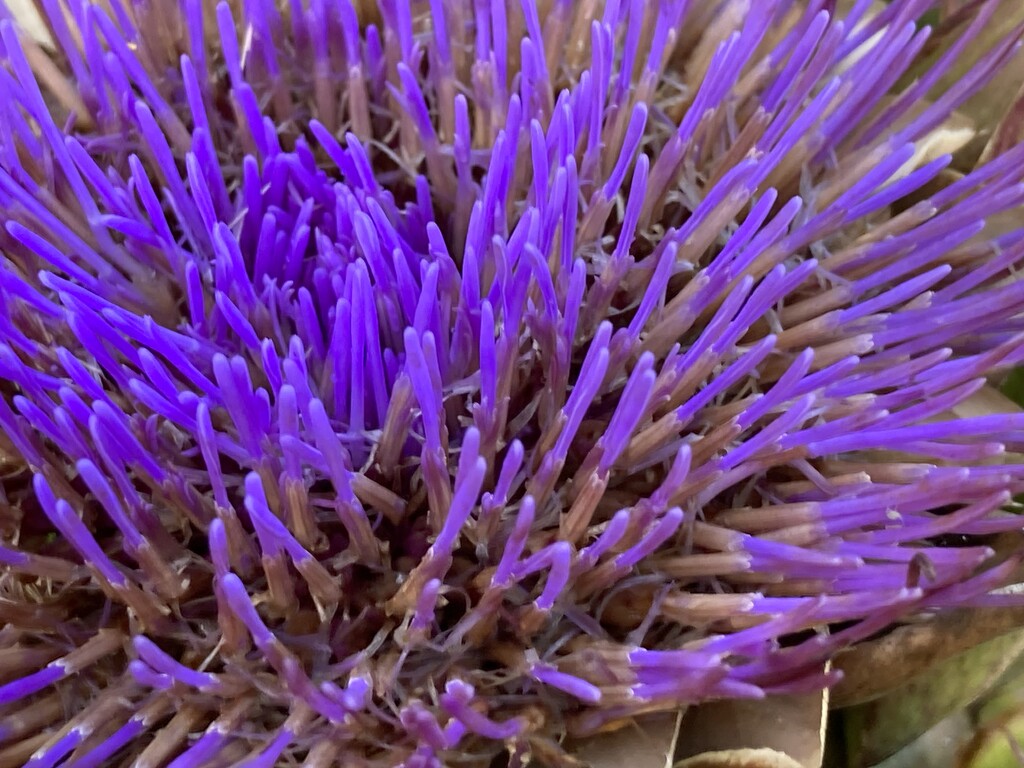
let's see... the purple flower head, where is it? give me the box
[0,0,1023,765]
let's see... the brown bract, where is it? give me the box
[675,748,804,768]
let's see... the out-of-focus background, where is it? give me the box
[5,0,49,45]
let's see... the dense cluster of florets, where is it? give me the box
[1,0,1024,765]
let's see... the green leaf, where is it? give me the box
[842,630,1024,767]
[1001,368,1024,409]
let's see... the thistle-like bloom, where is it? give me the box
[0,0,1023,765]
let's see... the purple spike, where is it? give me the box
[35,475,126,587]
[440,680,523,740]
[133,636,223,691]
[615,508,685,569]
[602,103,647,198]
[531,663,602,704]
[599,354,657,472]
[553,322,613,459]
[492,496,535,586]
